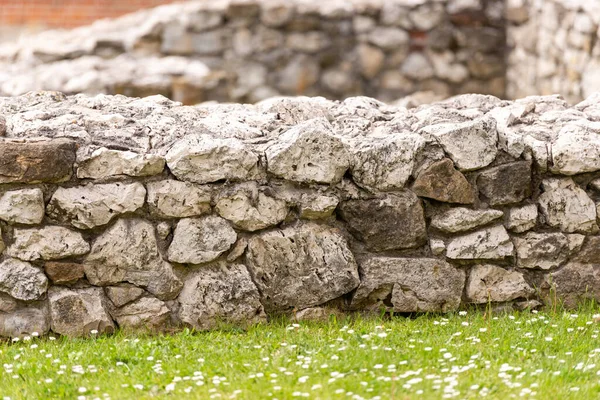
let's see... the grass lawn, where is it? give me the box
[1,305,600,400]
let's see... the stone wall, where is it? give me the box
[1,90,600,337]
[507,0,600,104]
[0,0,507,103]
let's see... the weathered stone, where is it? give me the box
[156,222,171,240]
[266,118,351,184]
[105,283,145,308]
[477,161,532,206]
[466,264,534,303]
[166,134,259,184]
[109,296,170,332]
[0,301,50,338]
[446,225,514,260]
[506,204,538,233]
[84,219,182,300]
[367,27,409,50]
[146,180,212,219]
[514,232,584,270]
[421,117,498,171]
[538,178,598,234]
[0,188,45,224]
[215,183,288,231]
[77,148,165,179]
[412,159,475,204]
[48,286,115,337]
[401,53,435,81]
[350,257,465,312]
[0,226,4,255]
[178,261,266,330]
[572,236,600,264]
[44,262,85,284]
[47,182,146,229]
[339,192,427,251]
[551,122,600,175]
[299,194,338,220]
[357,44,385,79]
[295,307,343,322]
[349,131,425,191]
[0,258,47,301]
[226,237,248,262]
[431,207,504,233]
[8,226,89,261]
[0,292,17,312]
[286,31,331,53]
[548,263,600,309]
[0,139,76,183]
[430,238,446,255]
[246,223,360,312]
[168,216,237,264]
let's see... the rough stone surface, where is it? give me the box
[0,139,76,183]
[8,226,90,261]
[44,262,85,284]
[506,204,538,233]
[339,192,427,252]
[266,119,350,184]
[0,301,50,338]
[431,207,504,233]
[514,232,584,270]
[178,262,266,330]
[0,258,48,301]
[84,219,182,300]
[411,158,475,204]
[105,284,145,308]
[351,257,465,312]
[246,223,360,312]
[477,161,532,206]
[215,183,288,231]
[549,263,600,309]
[466,264,534,303]
[77,148,165,179]
[48,286,115,337]
[109,296,171,332]
[538,178,598,234]
[147,180,212,219]
[47,182,146,229]
[168,216,237,264]
[295,307,344,322]
[0,188,45,225]
[446,225,514,260]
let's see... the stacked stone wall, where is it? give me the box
[1,91,600,337]
[0,0,507,103]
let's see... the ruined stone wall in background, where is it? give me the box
[506,0,600,104]
[0,0,507,104]
[1,90,600,337]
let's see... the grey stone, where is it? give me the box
[47,182,146,229]
[178,261,266,330]
[266,118,350,184]
[8,226,89,261]
[401,53,435,81]
[431,207,504,233]
[0,301,50,338]
[477,161,532,206]
[299,194,339,220]
[538,178,598,234]
[466,264,533,303]
[48,286,115,337]
[506,204,538,233]
[514,232,584,270]
[0,258,47,301]
[44,262,85,284]
[295,307,343,322]
[0,188,45,225]
[549,263,600,309]
[350,257,465,312]
[551,122,600,175]
[446,225,514,260]
[412,159,475,204]
[109,296,171,332]
[246,223,360,312]
[146,180,212,219]
[105,284,145,308]
[77,148,165,179]
[367,27,409,50]
[168,216,237,264]
[339,192,427,252]
[84,218,182,300]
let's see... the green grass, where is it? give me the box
[2,305,600,400]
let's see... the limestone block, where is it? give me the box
[0,258,48,301]
[514,232,584,270]
[412,159,475,204]
[44,262,85,284]
[477,161,532,206]
[431,207,504,233]
[446,225,514,260]
[109,296,171,332]
[105,284,145,308]
[506,204,538,233]
[0,301,50,338]
[466,264,534,303]
[0,188,45,225]
[551,122,600,175]
[77,147,165,179]
[146,180,212,219]
[8,226,89,261]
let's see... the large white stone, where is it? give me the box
[514,232,584,270]
[506,204,538,233]
[77,147,165,179]
[551,122,600,175]
[538,178,598,233]
[446,225,514,260]
[431,207,504,233]
[265,118,351,184]
[215,183,288,231]
[0,188,45,224]
[167,216,237,264]
[420,117,498,171]
[349,130,426,191]
[146,180,211,218]
[47,182,146,229]
[0,258,48,301]
[8,226,90,261]
[166,134,259,184]
[466,264,534,303]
